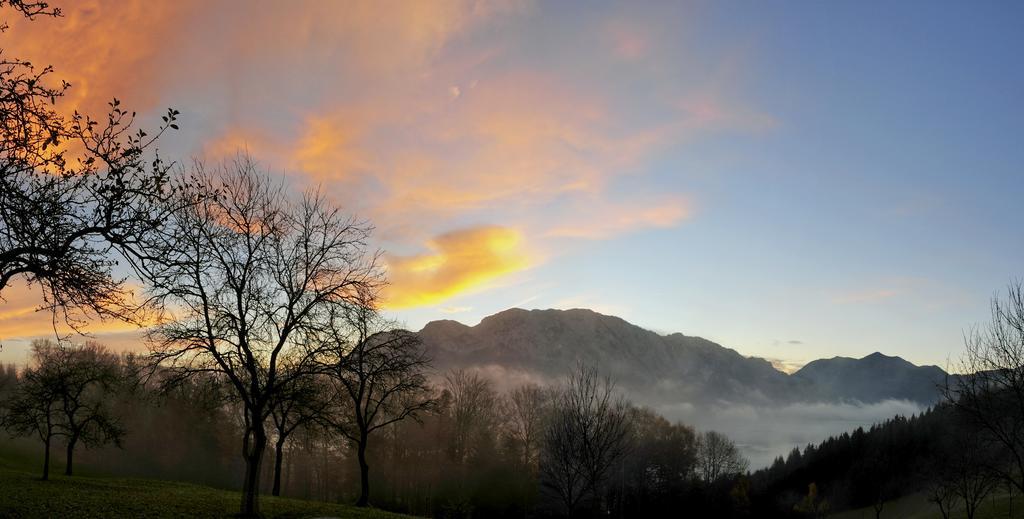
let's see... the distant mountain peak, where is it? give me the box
[419,319,470,333]
[794,351,945,404]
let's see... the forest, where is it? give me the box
[4,308,1024,519]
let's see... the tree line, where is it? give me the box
[0,342,754,517]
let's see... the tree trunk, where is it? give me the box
[42,435,51,481]
[356,432,370,507]
[240,421,267,517]
[272,437,285,497]
[65,435,78,476]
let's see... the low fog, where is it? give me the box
[658,399,926,468]
[444,364,928,469]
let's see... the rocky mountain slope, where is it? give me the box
[417,308,945,406]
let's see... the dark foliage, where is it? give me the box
[0,0,188,334]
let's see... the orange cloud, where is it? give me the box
[276,71,694,232]
[3,0,196,117]
[0,2,774,312]
[383,226,532,308]
[0,281,145,341]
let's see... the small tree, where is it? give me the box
[925,477,959,519]
[3,340,124,479]
[793,482,830,519]
[268,369,328,497]
[941,420,1000,519]
[444,369,499,466]
[501,383,552,469]
[53,342,124,476]
[4,342,61,479]
[540,364,632,517]
[320,291,433,507]
[695,430,748,483]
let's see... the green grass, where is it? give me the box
[829,490,1024,519]
[0,465,412,518]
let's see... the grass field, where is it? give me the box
[0,465,411,518]
[830,490,1024,519]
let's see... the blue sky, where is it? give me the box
[1,1,1022,369]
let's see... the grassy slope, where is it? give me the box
[0,465,411,519]
[830,490,1024,519]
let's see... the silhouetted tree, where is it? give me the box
[622,406,697,511]
[945,281,1024,493]
[268,368,328,497]
[319,289,433,507]
[0,1,185,333]
[926,477,958,519]
[3,340,124,478]
[144,156,381,516]
[501,383,552,469]
[696,430,748,483]
[53,341,125,475]
[3,341,61,479]
[938,421,1000,519]
[540,364,631,517]
[445,369,499,466]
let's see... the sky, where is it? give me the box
[1,0,1022,371]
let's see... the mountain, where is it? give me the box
[792,352,949,404]
[417,308,946,407]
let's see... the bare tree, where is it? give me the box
[3,339,124,479]
[444,369,499,465]
[945,281,1024,493]
[144,156,381,516]
[319,291,433,507]
[929,419,1001,519]
[540,364,632,518]
[3,341,61,479]
[268,368,328,497]
[953,466,998,519]
[695,430,748,483]
[54,341,125,476]
[0,2,185,333]
[501,383,552,469]
[926,475,959,519]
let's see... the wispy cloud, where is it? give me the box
[0,281,149,339]
[2,1,772,309]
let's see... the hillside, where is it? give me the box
[0,464,410,519]
[828,490,1022,519]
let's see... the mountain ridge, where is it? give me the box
[415,307,946,407]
